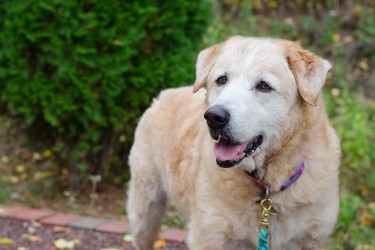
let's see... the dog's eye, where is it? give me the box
[256,81,273,93]
[216,75,227,86]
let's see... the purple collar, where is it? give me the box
[246,161,305,193]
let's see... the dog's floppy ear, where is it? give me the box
[287,48,332,106]
[193,44,222,93]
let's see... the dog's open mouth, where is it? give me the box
[214,135,263,168]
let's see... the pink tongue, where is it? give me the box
[214,141,248,161]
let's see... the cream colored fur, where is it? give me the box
[127,36,340,250]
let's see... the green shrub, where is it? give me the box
[0,0,211,189]
[324,88,375,194]
[326,193,375,249]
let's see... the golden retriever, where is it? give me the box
[127,36,340,250]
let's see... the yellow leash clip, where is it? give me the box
[258,187,277,236]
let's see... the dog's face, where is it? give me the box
[193,36,331,171]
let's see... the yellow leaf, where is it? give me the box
[0,238,14,245]
[360,211,373,226]
[10,176,19,184]
[72,239,80,244]
[32,152,42,160]
[54,238,76,249]
[1,156,9,163]
[41,171,54,178]
[123,234,132,243]
[332,33,340,42]
[43,150,52,158]
[17,247,28,250]
[26,235,43,242]
[154,238,167,249]
[34,171,54,180]
[330,88,340,98]
[112,39,123,46]
[53,226,70,233]
[358,60,369,71]
[16,164,25,173]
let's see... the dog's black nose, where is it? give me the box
[204,106,230,129]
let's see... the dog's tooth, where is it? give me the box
[215,135,222,143]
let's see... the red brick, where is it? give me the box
[160,228,187,242]
[39,213,81,226]
[96,220,130,234]
[0,206,30,218]
[14,208,55,221]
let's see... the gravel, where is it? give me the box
[0,217,188,250]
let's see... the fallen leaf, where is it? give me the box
[72,239,80,244]
[0,156,9,163]
[20,173,28,181]
[43,150,52,158]
[34,171,54,180]
[154,238,167,249]
[54,238,77,249]
[27,226,36,234]
[53,226,71,233]
[16,164,25,173]
[0,238,14,245]
[32,152,42,160]
[332,33,340,42]
[119,135,126,142]
[22,234,43,242]
[343,35,354,44]
[28,236,43,242]
[10,176,19,183]
[358,60,369,71]
[17,247,28,250]
[123,234,132,243]
[112,39,123,46]
[330,88,340,98]
[360,211,373,226]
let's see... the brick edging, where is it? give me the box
[0,204,187,243]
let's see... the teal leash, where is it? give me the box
[257,227,269,250]
[257,186,275,250]
[251,161,305,250]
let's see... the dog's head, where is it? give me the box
[193,36,331,171]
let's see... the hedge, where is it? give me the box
[0,0,211,189]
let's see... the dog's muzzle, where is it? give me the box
[204,105,263,168]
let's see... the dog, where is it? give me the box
[127,36,340,250]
